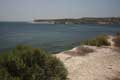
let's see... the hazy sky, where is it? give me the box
[0,0,120,21]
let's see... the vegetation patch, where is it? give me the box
[113,32,120,47]
[81,35,110,47]
[78,47,94,56]
[63,46,94,56]
[0,45,68,80]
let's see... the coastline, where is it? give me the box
[33,17,120,25]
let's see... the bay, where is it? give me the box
[0,22,120,53]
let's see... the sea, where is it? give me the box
[0,22,120,53]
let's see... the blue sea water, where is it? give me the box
[0,22,120,53]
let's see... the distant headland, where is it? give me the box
[33,17,120,24]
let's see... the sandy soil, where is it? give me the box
[55,36,120,80]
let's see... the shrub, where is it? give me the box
[113,33,120,47]
[0,45,68,80]
[81,35,110,47]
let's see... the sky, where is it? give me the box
[0,0,120,21]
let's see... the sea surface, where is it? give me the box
[0,22,120,53]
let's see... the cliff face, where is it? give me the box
[33,17,120,24]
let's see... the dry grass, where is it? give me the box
[81,35,110,47]
[114,36,120,47]
[76,47,94,56]
[113,33,120,47]
[63,46,94,56]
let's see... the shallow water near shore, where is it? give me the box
[0,22,120,53]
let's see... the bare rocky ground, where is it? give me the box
[55,36,120,80]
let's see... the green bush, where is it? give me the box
[81,35,110,47]
[0,45,68,80]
